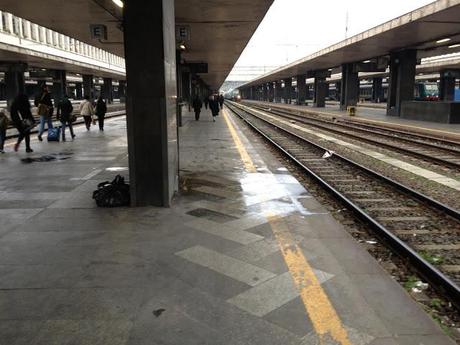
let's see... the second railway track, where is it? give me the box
[226,100,460,310]
[246,102,460,170]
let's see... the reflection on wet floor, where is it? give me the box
[20,152,74,164]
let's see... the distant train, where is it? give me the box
[326,81,439,102]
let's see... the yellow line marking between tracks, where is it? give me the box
[223,106,352,344]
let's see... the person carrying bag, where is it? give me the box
[36,85,54,141]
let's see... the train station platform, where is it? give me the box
[246,100,460,140]
[0,107,455,345]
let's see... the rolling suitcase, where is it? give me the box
[47,127,61,142]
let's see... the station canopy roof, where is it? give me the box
[0,0,274,89]
[238,0,460,89]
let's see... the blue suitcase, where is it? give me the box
[47,127,61,142]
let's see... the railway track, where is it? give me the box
[246,102,460,170]
[226,100,460,310]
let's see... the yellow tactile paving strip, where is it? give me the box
[222,108,353,344]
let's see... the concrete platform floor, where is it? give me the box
[246,100,460,138]
[0,107,455,344]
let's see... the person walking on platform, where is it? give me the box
[95,96,107,131]
[192,96,203,121]
[0,110,9,153]
[11,94,35,153]
[57,94,75,141]
[203,96,209,110]
[218,94,224,109]
[209,95,220,122]
[79,95,94,131]
[36,85,54,142]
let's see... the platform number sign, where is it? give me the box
[176,25,191,41]
[90,24,108,40]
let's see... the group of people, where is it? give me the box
[192,94,224,122]
[0,85,108,154]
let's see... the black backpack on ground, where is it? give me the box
[92,175,130,207]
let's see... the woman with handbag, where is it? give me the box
[11,94,35,153]
[57,94,75,141]
[36,85,54,141]
[79,95,94,130]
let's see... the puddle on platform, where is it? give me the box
[21,152,73,164]
[186,207,239,223]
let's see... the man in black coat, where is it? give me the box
[11,94,34,152]
[209,95,220,122]
[192,96,202,121]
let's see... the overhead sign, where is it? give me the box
[176,25,191,42]
[188,62,208,74]
[90,24,107,40]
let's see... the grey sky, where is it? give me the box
[226,0,434,81]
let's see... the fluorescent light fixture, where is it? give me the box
[436,38,451,44]
[448,43,460,49]
[363,60,371,63]
[112,0,124,8]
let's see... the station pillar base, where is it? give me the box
[123,0,178,207]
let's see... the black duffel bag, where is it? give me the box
[93,175,130,207]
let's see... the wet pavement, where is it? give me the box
[0,107,455,344]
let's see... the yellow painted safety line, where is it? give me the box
[222,109,257,173]
[223,107,352,344]
[268,214,352,344]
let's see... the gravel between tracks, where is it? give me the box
[251,108,460,211]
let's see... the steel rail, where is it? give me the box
[227,100,460,310]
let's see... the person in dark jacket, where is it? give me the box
[203,96,209,110]
[95,96,107,131]
[11,94,34,153]
[218,94,224,109]
[209,95,220,122]
[192,96,203,121]
[36,85,54,141]
[57,95,75,141]
[0,110,8,153]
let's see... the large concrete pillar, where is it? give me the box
[284,78,292,104]
[75,82,83,100]
[5,63,26,109]
[296,75,306,105]
[335,82,341,102]
[313,77,327,107]
[387,50,416,116]
[340,63,359,110]
[439,70,459,101]
[181,71,191,104]
[52,70,66,105]
[268,82,274,102]
[372,77,383,103]
[123,0,178,206]
[103,77,113,104]
[262,84,268,101]
[82,74,94,100]
[118,80,126,103]
[274,81,282,102]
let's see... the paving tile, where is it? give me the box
[185,218,264,244]
[350,274,446,336]
[227,272,300,317]
[226,238,280,263]
[31,319,133,345]
[176,245,276,287]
